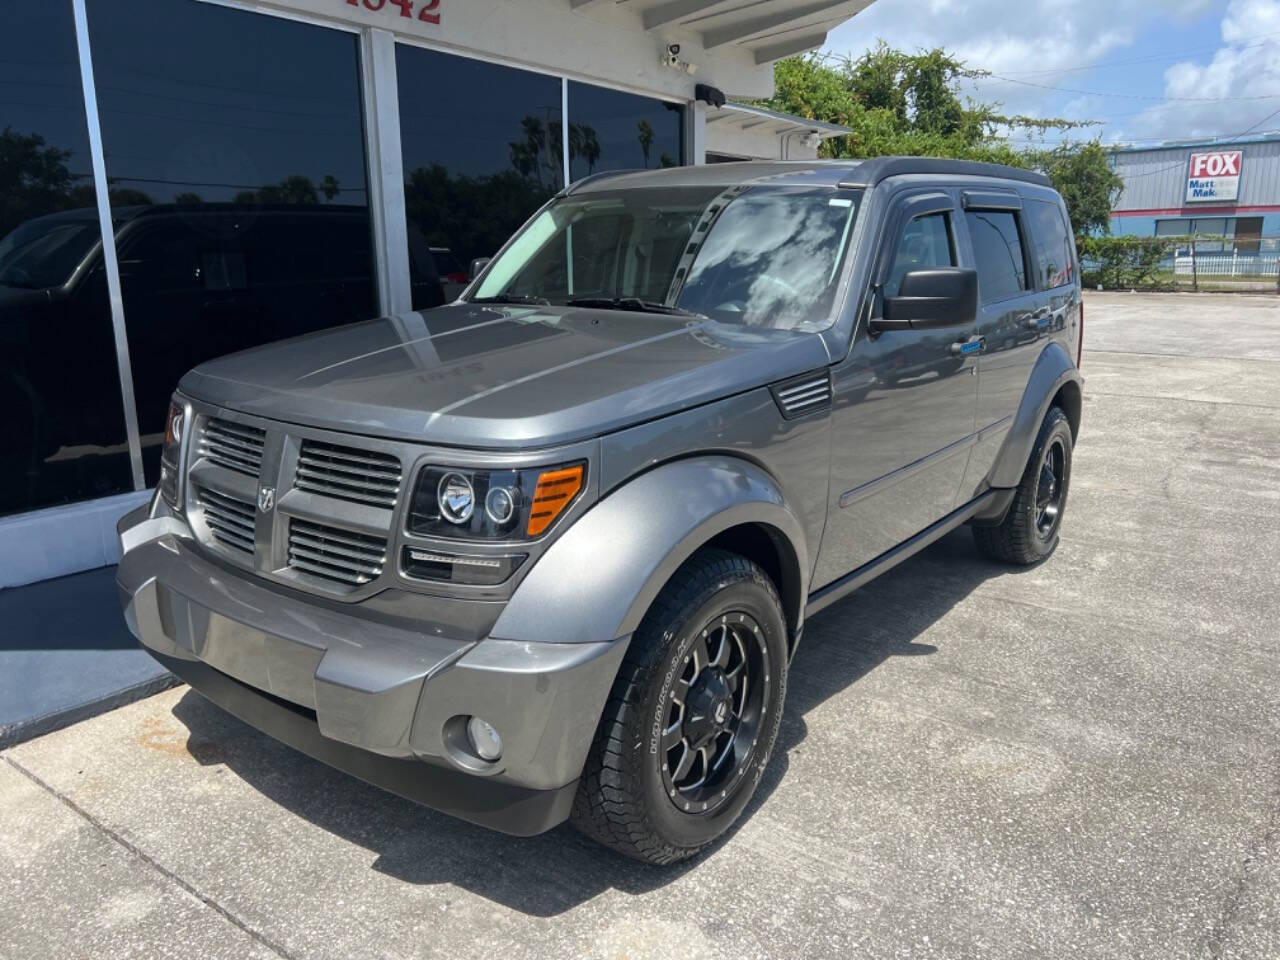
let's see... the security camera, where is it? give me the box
[661,42,698,74]
[667,43,680,57]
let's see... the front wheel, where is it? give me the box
[973,405,1074,565]
[571,549,788,864]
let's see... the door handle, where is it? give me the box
[950,336,985,357]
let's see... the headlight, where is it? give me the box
[406,461,585,541]
[159,399,185,509]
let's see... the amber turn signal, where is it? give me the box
[527,464,584,536]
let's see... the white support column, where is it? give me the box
[71,0,145,491]
[686,100,708,165]
[361,28,413,315]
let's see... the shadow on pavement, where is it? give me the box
[169,527,1031,916]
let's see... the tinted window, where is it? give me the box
[1026,200,1074,289]
[397,45,563,308]
[87,0,377,484]
[567,83,683,182]
[965,210,1027,302]
[885,212,954,297]
[0,2,134,516]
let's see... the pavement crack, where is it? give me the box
[2,754,301,960]
[1201,757,1280,959]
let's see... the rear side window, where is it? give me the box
[965,210,1027,302]
[1026,200,1074,289]
[885,212,954,297]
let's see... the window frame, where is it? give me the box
[963,206,1033,304]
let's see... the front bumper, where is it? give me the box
[116,502,628,836]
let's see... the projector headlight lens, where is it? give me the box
[408,462,585,541]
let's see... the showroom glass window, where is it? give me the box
[396,45,565,309]
[86,0,377,483]
[0,2,134,516]
[567,82,683,182]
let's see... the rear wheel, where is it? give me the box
[571,549,788,864]
[973,406,1073,565]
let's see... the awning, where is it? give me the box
[567,0,876,65]
[706,101,851,139]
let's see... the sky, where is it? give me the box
[822,0,1280,148]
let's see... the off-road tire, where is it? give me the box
[570,549,788,865]
[973,405,1073,565]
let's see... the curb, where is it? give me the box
[0,672,181,750]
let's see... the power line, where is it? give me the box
[974,73,1280,102]
[979,31,1280,80]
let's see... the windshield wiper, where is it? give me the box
[470,294,551,306]
[566,296,705,319]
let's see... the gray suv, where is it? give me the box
[116,158,1083,864]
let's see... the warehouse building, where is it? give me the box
[1108,133,1280,255]
[1,0,868,586]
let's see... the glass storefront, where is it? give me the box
[567,82,684,182]
[396,46,564,308]
[0,2,133,516]
[1,0,685,526]
[86,0,378,484]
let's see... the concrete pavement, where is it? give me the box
[2,291,1278,960]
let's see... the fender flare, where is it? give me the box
[491,456,810,646]
[987,340,1083,490]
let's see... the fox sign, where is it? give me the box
[1186,150,1243,203]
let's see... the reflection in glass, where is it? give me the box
[473,186,860,331]
[567,83,683,182]
[87,0,380,483]
[396,46,564,309]
[0,3,133,516]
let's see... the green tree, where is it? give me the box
[757,48,1115,228]
[320,174,340,202]
[235,174,320,205]
[1028,142,1125,235]
[638,119,655,168]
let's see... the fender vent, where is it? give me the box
[770,370,832,419]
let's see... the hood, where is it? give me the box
[179,302,831,449]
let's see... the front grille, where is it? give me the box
[295,440,402,509]
[196,486,256,555]
[288,519,387,586]
[200,418,266,477]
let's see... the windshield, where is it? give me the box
[472,184,862,330]
[0,217,101,289]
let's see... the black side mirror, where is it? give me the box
[470,257,492,280]
[872,267,978,332]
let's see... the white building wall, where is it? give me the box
[250,0,776,101]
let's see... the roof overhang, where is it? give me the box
[706,101,851,138]
[568,0,876,65]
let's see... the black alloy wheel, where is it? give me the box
[659,612,770,816]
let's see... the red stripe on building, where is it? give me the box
[1111,204,1280,218]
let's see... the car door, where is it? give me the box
[814,190,980,589]
[956,193,1048,496]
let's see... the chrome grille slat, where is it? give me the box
[196,485,256,555]
[287,519,387,586]
[200,419,265,477]
[295,440,401,509]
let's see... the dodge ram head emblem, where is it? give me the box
[257,486,275,513]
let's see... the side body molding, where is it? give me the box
[986,340,1083,490]
[491,457,810,646]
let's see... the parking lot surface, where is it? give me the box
[3,291,1278,960]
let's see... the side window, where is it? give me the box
[1026,200,1074,289]
[885,211,954,297]
[965,210,1028,302]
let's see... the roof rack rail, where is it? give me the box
[838,156,1051,189]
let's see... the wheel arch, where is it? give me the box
[490,456,811,650]
[987,341,1083,489]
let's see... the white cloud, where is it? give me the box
[823,0,1226,138]
[1118,0,1280,142]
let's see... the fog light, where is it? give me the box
[466,716,502,762]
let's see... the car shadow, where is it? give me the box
[168,527,1034,916]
